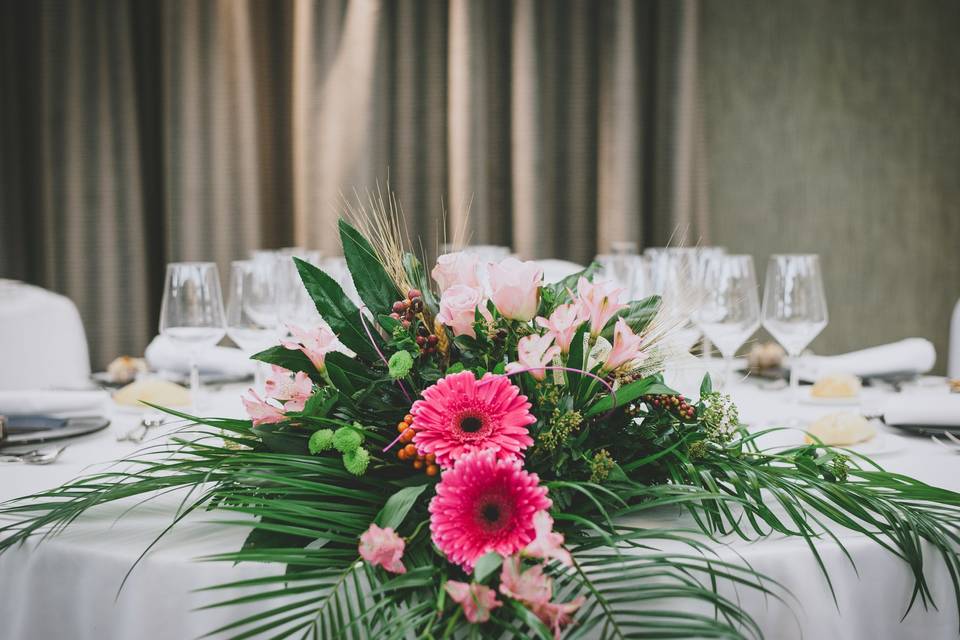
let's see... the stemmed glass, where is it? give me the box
[761,254,829,401]
[226,260,278,391]
[694,255,760,388]
[159,262,227,413]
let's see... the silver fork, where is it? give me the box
[931,431,960,452]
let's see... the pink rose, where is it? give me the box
[506,334,560,381]
[358,523,406,574]
[488,258,543,321]
[575,277,627,337]
[436,285,491,338]
[536,303,585,354]
[445,581,502,623]
[241,389,286,426]
[603,317,646,372]
[264,365,314,412]
[432,252,484,293]
[523,510,572,567]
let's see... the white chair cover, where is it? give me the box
[0,280,91,390]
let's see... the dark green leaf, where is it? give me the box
[584,376,665,418]
[375,485,428,530]
[473,552,502,583]
[251,345,322,383]
[294,257,381,362]
[700,373,713,397]
[339,219,400,318]
[599,295,661,340]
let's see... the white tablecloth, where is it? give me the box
[0,380,958,639]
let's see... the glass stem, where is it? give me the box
[190,354,200,415]
[789,354,801,403]
[722,353,733,390]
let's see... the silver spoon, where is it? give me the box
[0,445,68,465]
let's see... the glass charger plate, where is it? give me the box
[1,416,110,446]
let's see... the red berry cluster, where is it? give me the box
[642,394,696,421]
[389,289,424,329]
[395,414,439,476]
[415,326,439,355]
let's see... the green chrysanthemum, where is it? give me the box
[342,448,370,476]
[308,429,334,455]
[333,425,364,453]
[388,350,414,379]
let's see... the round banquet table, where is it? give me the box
[0,376,958,640]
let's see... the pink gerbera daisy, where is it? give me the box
[411,371,536,468]
[430,450,552,571]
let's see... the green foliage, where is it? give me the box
[600,295,661,341]
[375,485,428,530]
[294,257,382,362]
[338,219,401,318]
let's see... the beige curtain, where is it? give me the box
[290,0,706,261]
[1,0,703,368]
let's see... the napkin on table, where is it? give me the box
[881,393,960,427]
[0,390,108,417]
[798,338,936,382]
[145,336,256,377]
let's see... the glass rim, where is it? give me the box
[768,253,820,259]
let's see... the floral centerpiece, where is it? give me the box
[3,214,960,640]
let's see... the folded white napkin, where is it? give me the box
[535,259,585,285]
[882,393,960,427]
[145,336,256,377]
[798,338,936,382]
[0,390,108,417]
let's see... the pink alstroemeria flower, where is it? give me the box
[241,390,286,426]
[488,258,543,322]
[444,581,502,623]
[358,523,406,574]
[499,556,552,605]
[574,277,627,337]
[500,555,584,639]
[523,511,572,567]
[264,365,314,412]
[536,303,586,354]
[281,323,340,372]
[602,317,646,372]
[436,285,492,339]
[506,334,561,381]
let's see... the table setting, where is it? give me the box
[1,217,959,640]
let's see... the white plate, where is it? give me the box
[799,395,861,407]
[841,432,904,458]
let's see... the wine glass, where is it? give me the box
[694,255,760,388]
[762,254,829,401]
[159,262,227,413]
[226,260,278,391]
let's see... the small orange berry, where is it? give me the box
[397,422,408,433]
[403,444,417,457]
[412,460,424,470]
[397,449,409,461]
[425,464,439,477]
[404,414,414,424]
[425,453,436,464]
[400,428,415,443]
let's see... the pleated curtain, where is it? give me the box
[1,0,704,368]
